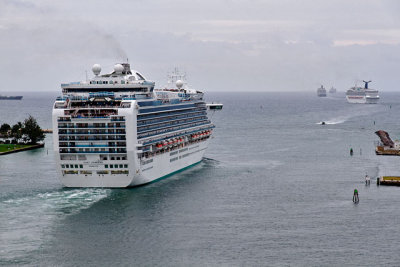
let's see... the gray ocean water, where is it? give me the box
[2,91,400,266]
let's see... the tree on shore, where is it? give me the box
[0,123,11,138]
[11,122,23,141]
[22,116,44,144]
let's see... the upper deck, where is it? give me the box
[54,63,205,111]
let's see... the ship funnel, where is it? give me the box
[363,80,372,89]
[118,63,132,75]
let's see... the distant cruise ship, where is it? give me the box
[52,63,218,187]
[317,85,327,97]
[329,87,336,94]
[346,80,379,104]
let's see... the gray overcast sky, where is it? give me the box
[1,0,400,92]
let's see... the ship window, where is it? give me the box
[110,165,113,168]
[117,157,120,160]
[124,164,128,168]
[61,165,65,168]
[109,81,113,84]
[103,81,107,84]
[105,164,108,168]
[80,165,83,168]
[111,157,115,160]
[121,80,125,84]
[75,164,78,168]
[97,81,101,84]
[66,164,69,168]
[114,164,118,168]
[119,164,123,168]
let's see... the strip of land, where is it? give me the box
[0,143,44,155]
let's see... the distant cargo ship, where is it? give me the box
[0,95,23,100]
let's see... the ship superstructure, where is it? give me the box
[346,80,379,104]
[52,63,215,187]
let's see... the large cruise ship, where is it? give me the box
[52,63,217,187]
[317,85,327,97]
[346,80,379,104]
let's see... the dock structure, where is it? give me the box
[375,146,400,156]
[375,130,400,155]
[377,176,400,186]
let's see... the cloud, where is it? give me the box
[0,0,400,92]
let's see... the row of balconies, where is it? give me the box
[137,107,205,121]
[57,116,125,122]
[58,125,126,129]
[137,112,206,127]
[59,143,126,148]
[137,117,207,134]
[58,130,126,135]
[58,136,126,141]
[141,125,215,146]
[138,120,211,139]
[59,148,127,154]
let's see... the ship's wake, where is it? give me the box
[0,188,110,264]
[316,104,386,125]
[316,116,348,125]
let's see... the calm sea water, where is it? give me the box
[2,91,400,266]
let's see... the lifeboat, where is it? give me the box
[168,139,173,147]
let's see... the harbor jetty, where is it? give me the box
[0,143,44,155]
[375,130,400,155]
[377,176,400,186]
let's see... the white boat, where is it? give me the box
[52,63,218,187]
[329,87,336,94]
[346,80,379,104]
[317,85,327,97]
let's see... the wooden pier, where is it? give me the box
[377,176,400,186]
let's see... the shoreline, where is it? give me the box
[0,143,45,155]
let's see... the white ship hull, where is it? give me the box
[57,140,208,188]
[346,95,379,104]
